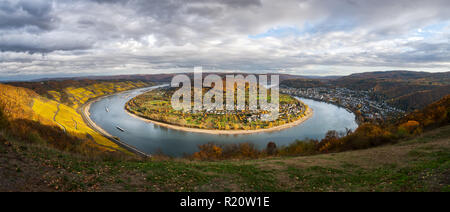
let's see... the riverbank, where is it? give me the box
[79,89,155,157]
[125,107,313,135]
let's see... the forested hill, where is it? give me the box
[281,71,450,111]
[333,71,449,90]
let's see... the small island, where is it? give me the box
[125,87,313,134]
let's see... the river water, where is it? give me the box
[89,86,358,156]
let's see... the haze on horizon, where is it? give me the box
[0,0,449,81]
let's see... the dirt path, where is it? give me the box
[53,103,66,133]
[72,117,77,130]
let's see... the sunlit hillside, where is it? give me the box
[0,81,153,154]
[11,80,150,108]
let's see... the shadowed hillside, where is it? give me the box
[334,71,450,111]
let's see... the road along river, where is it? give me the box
[84,85,358,157]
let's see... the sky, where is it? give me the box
[0,0,450,81]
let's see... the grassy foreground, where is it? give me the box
[1,124,448,192]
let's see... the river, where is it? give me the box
[88,86,358,156]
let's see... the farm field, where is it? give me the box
[126,88,309,131]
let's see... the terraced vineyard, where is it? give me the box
[0,81,154,153]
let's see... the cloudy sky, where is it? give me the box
[0,0,449,81]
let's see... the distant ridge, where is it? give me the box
[3,70,447,83]
[341,70,450,80]
[11,73,307,83]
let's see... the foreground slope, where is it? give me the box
[0,125,448,192]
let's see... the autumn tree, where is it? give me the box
[398,120,421,136]
[193,143,223,160]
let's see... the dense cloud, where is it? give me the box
[0,0,57,31]
[0,0,449,79]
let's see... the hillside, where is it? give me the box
[281,71,450,111]
[0,122,448,191]
[0,81,154,155]
[334,71,450,111]
[9,79,152,108]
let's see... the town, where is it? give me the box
[281,86,405,122]
[199,101,306,124]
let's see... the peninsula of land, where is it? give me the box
[125,88,314,135]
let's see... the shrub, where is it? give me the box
[27,131,46,145]
[193,143,223,160]
[0,108,9,129]
[222,142,260,159]
[398,120,422,135]
[319,124,393,152]
[278,140,319,156]
[266,142,277,155]
[237,143,259,158]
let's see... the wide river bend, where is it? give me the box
[88,86,358,156]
